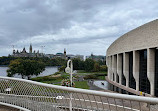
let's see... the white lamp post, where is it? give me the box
[65,59,73,87]
[65,59,73,111]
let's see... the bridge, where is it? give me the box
[0,76,158,111]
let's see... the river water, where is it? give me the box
[0,66,58,78]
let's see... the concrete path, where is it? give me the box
[87,80,104,91]
[87,80,114,93]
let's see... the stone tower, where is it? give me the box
[29,44,32,53]
[64,48,66,59]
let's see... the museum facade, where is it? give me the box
[106,19,158,97]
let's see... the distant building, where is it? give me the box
[67,54,84,60]
[10,44,43,57]
[45,54,54,58]
[10,45,84,60]
[46,49,84,60]
[86,53,106,62]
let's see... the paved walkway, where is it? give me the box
[87,80,114,93]
[88,80,103,90]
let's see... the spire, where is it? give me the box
[22,47,27,53]
[16,50,19,53]
[29,43,32,53]
[64,48,66,55]
[64,48,66,59]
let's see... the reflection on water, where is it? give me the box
[0,67,8,77]
[0,66,58,78]
[93,80,109,90]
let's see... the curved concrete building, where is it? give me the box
[106,19,158,97]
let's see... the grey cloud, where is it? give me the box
[0,0,158,56]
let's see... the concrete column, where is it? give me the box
[123,52,129,87]
[117,54,122,84]
[147,48,155,96]
[107,56,111,80]
[107,56,109,79]
[114,55,117,82]
[133,50,139,91]
[112,55,117,82]
[109,56,113,81]
[112,55,114,81]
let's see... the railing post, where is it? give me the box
[70,60,73,111]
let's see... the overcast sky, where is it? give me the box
[0,0,157,57]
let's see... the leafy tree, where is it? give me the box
[72,58,84,70]
[97,59,106,65]
[7,59,45,79]
[72,58,80,70]
[100,65,107,72]
[79,60,85,70]
[93,62,100,72]
[84,58,95,72]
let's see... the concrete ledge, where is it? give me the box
[106,76,152,97]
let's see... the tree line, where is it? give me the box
[6,57,107,79]
[59,58,107,72]
[0,57,66,66]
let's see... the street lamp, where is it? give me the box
[65,59,73,111]
[65,59,73,87]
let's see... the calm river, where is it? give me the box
[0,66,58,78]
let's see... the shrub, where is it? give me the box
[93,63,100,72]
[100,65,107,71]
[54,72,60,75]
[83,74,97,80]
[58,66,66,72]
[61,79,75,87]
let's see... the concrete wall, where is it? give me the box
[106,19,158,96]
[107,19,158,56]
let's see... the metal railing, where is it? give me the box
[0,76,158,111]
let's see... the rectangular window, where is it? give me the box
[139,50,150,94]
[155,49,158,96]
[129,52,136,89]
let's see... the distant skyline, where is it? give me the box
[0,0,158,57]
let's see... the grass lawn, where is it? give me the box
[74,81,89,89]
[97,75,106,80]
[31,70,106,89]
[76,70,107,75]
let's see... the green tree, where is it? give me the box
[79,60,85,70]
[100,65,107,72]
[7,59,45,79]
[93,62,100,72]
[72,58,84,70]
[84,58,95,72]
[72,58,80,70]
[58,66,66,72]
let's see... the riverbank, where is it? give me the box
[0,66,58,77]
